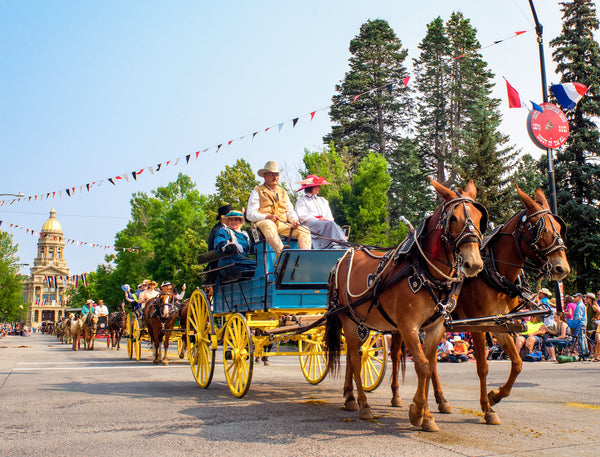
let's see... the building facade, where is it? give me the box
[22,208,76,327]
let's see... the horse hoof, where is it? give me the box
[438,400,453,414]
[488,390,501,406]
[359,406,374,420]
[421,418,439,432]
[409,403,424,427]
[391,395,403,408]
[162,360,169,366]
[153,360,160,365]
[485,411,501,425]
[344,399,359,411]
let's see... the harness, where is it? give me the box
[477,208,567,312]
[327,196,487,340]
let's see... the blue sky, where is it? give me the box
[0,0,584,277]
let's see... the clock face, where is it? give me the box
[527,103,570,150]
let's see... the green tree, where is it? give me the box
[301,142,354,226]
[344,152,394,246]
[211,158,260,216]
[512,154,545,198]
[324,19,413,163]
[550,0,600,290]
[110,173,210,294]
[453,98,519,221]
[0,231,24,321]
[414,16,452,183]
[388,138,436,227]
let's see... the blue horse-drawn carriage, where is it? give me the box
[186,239,387,397]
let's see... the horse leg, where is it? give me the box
[347,334,373,420]
[162,335,169,366]
[469,332,501,425]
[406,327,439,432]
[487,332,522,407]
[431,360,452,414]
[390,332,403,408]
[343,351,359,411]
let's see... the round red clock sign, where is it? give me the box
[527,102,570,149]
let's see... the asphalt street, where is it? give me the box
[1,334,599,457]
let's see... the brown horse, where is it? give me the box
[82,313,98,350]
[325,179,487,432]
[143,283,188,365]
[70,315,84,351]
[389,186,570,425]
[108,308,127,350]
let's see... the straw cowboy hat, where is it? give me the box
[257,161,283,177]
[451,335,462,342]
[539,288,552,297]
[147,280,158,287]
[296,174,332,192]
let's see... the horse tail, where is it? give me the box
[325,314,342,376]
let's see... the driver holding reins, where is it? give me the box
[246,160,311,255]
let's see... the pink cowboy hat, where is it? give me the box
[297,175,331,192]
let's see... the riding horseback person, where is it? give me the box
[246,160,311,255]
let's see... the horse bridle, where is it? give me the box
[436,197,488,251]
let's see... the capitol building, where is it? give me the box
[22,207,76,327]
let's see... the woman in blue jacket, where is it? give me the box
[214,210,256,281]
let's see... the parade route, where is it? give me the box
[1,334,599,457]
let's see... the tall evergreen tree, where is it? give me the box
[388,138,435,226]
[414,17,451,184]
[0,232,23,320]
[550,0,600,290]
[324,19,413,163]
[453,98,518,222]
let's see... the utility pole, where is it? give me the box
[528,0,563,311]
[528,0,558,214]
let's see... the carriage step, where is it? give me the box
[445,323,526,333]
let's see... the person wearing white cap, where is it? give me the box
[246,161,311,254]
[537,288,554,328]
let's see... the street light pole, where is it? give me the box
[528,0,558,214]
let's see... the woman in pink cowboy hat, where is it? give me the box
[294,175,347,249]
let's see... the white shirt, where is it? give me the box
[96,304,109,315]
[295,194,334,223]
[246,187,299,223]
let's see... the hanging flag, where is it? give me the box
[186,154,191,164]
[82,273,88,287]
[292,118,299,127]
[310,111,316,121]
[550,83,589,110]
[402,76,410,87]
[505,78,543,112]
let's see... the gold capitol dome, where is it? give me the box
[41,206,63,234]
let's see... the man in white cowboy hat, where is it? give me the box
[246,160,311,254]
[537,287,555,328]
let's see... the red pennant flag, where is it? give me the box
[228,140,233,147]
[403,77,410,87]
[310,111,316,121]
[515,31,526,36]
[195,151,201,159]
[353,94,361,103]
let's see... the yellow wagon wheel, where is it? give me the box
[177,337,185,359]
[299,331,329,384]
[131,315,142,361]
[360,331,387,392]
[186,290,216,388]
[223,313,254,398]
[126,313,133,359]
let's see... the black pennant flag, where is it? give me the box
[292,118,299,127]
[108,178,115,185]
[386,83,393,95]
[132,171,137,180]
[185,154,191,164]
[66,188,71,197]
